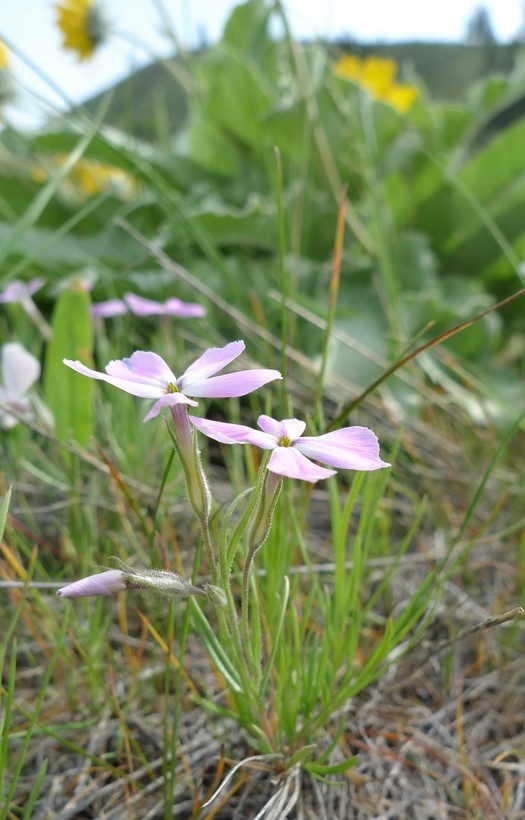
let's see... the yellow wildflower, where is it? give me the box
[334,54,418,113]
[55,0,109,62]
[384,84,419,114]
[72,159,137,198]
[0,39,14,112]
[0,40,9,70]
[33,155,137,200]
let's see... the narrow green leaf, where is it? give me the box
[44,282,94,445]
[22,760,48,820]
[259,575,290,700]
[284,744,316,769]
[190,600,241,691]
[0,486,12,541]
[305,756,357,776]
[0,639,18,801]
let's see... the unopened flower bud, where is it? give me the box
[203,584,228,609]
[57,569,127,598]
[123,566,200,599]
[57,559,207,602]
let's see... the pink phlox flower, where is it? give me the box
[57,570,127,598]
[0,342,41,429]
[124,292,206,319]
[64,341,282,421]
[0,278,44,303]
[91,298,127,318]
[191,414,390,483]
[91,293,206,319]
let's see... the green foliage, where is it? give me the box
[2,1,525,811]
[44,283,94,446]
[0,2,522,425]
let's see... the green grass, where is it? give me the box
[1,1,525,815]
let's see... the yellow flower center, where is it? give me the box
[166,382,179,394]
[278,435,291,447]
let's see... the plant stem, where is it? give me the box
[241,472,283,660]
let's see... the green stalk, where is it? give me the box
[313,184,347,425]
[274,146,289,417]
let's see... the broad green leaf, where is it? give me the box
[186,194,277,250]
[202,51,274,149]
[221,0,274,59]
[187,111,240,176]
[44,283,94,445]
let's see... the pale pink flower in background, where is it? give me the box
[0,342,40,429]
[91,298,127,318]
[124,292,206,319]
[0,278,51,339]
[64,341,282,421]
[191,414,390,483]
[0,278,45,303]
[90,292,206,319]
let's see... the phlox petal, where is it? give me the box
[0,389,31,429]
[1,342,40,396]
[257,416,306,440]
[143,393,198,422]
[105,351,176,387]
[268,447,336,482]
[92,299,127,318]
[124,293,167,316]
[0,278,44,303]
[281,419,307,441]
[165,298,206,318]
[191,416,276,448]
[184,370,282,398]
[64,358,166,398]
[296,426,390,471]
[257,414,282,437]
[180,341,245,383]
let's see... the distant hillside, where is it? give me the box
[85,58,189,143]
[85,42,524,142]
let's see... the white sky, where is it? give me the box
[1,0,523,127]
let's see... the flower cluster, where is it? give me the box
[58,339,390,601]
[334,54,418,113]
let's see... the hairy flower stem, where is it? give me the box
[168,409,252,694]
[168,405,218,580]
[242,471,283,660]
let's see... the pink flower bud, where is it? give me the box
[57,570,127,598]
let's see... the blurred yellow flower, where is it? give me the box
[0,40,14,112]
[334,54,418,113]
[33,155,138,200]
[0,40,10,70]
[55,0,109,61]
